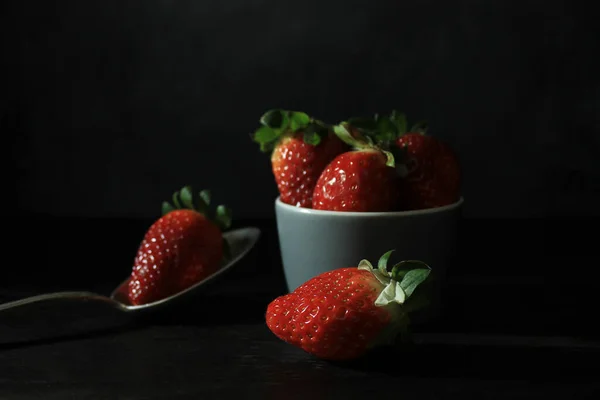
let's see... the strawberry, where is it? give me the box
[252,109,347,208]
[266,250,431,360]
[311,124,398,212]
[347,111,461,210]
[396,132,461,210]
[127,186,232,305]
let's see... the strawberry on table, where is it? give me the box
[127,186,232,305]
[348,111,461,210]
[311,124,398,212]
[252,109,347,208]
[266,250,431,360]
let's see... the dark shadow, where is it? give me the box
[134,293,273,326]
[331,342,600,383]
[0,321,143,351]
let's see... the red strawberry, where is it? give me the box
[127,186,232,305]
[253,109,347,208]
[347,111,461,210]
[311,124,398,212]
[266,250,431,360]
[396,132,461,210]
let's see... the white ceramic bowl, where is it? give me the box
[275,197,464,293]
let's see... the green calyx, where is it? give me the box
[332,123,395,168]
[252,109,331,153]
[162,185,233,232]
[345,110,428,149]
[358,250,433,348]
[357,250,431,308]
[341,111,428,176]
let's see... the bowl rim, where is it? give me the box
[275,196,464,217]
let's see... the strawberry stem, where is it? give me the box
[358,250,431,307]
[390,260,430,282]
[332,123,395,168]
[215,205,232,231]
[161,185,232,232]
[391,260,431,298]
[344,110,428,150]
[171,191,182,209]
[332,123,373,149]
[252,109,331,153]
[359,251,433,348]
[390,110,408,134]
[179,186,195,209]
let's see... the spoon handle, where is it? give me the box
[0,291,133,346]
[0,291,125,313]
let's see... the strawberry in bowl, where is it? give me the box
[344,110,462,211]
[255,109,463,322]
[252,109,348,208]
[311,124,398,212]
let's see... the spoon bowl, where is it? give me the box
[109,226,261,312]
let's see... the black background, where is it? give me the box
[3,0,599,221]
[1,2,600,397]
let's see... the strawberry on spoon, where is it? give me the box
[127,186,232,305]
[0,189,260,317]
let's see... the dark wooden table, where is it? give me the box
[1,215,599,399]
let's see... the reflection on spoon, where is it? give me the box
[0,227,261,315]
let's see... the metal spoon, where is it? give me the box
[0,227,261,315]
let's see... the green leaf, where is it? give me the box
[391,260,430,282]
[303,130,321,146]
[358,259,374,271]
[260,109,282,128]
[410,120,429,134]
[383,150,395,168]
[172,191,182,209]
[332,124,356,146]
[377,250,395,275]
[199,189,211,206]
[375,280,406,306]
[280,112,290,131]
[179,186,194,209]
[390,110,407,134]
[289,111,311,132]
[358,258,391,285]
[162,201,175,215]
[399,266,431,297]
[215,205,232,231]
[333,123,378,150]
[193,190,209,215]
[376,116,398,142]
[260,109,290,131]
[195,189,211,215]
[253,126,278,151]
